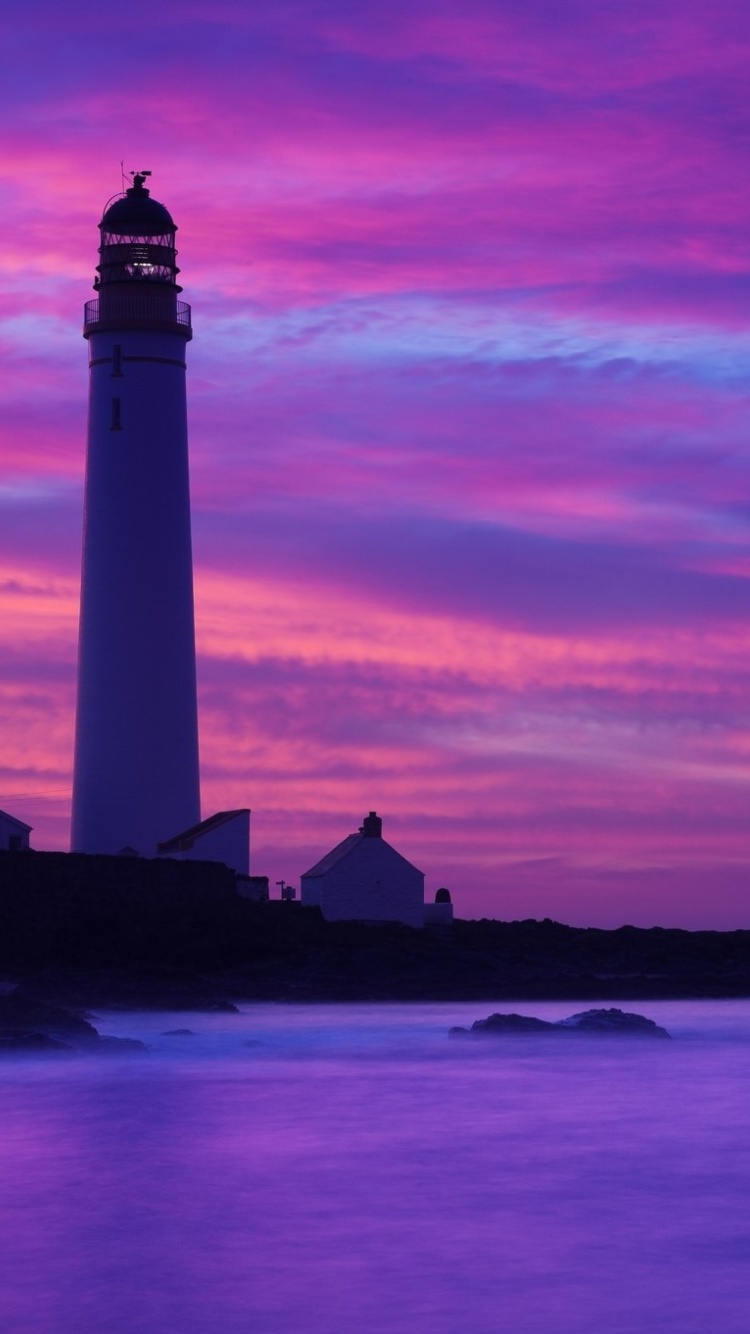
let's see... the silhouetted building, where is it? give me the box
[300,811,425,927]
[157,809,251,876]
[0,809,32,853]
[424,886,454,926]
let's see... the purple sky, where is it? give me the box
[2,0,750,926]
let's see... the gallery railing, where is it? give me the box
[83,296,192,338]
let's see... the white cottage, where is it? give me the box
[300,811,424,928]
[0,809,32,852]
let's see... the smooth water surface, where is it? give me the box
[1,1000,749,1333]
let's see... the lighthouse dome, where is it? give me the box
[101,180,176,236]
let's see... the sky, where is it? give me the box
[2,0,750,928]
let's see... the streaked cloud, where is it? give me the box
[1,0,750,924]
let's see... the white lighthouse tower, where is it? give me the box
[71,173,201,855]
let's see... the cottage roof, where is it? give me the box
[302,834,363,879]
[0,808,32,833]
[301,832,423,880]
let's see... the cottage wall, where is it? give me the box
[302,837,424,928]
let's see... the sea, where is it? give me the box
[1,999,748,1334]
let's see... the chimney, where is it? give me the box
[360,811,382,838]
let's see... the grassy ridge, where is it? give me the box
[1,851,749,1004]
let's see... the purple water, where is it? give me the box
[1,1000,748,1333]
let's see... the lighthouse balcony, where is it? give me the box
[84,295,192,340]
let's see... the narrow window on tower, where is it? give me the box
[112,344,123,377]
[111,397,122,431]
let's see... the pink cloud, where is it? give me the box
[2,1,750,925]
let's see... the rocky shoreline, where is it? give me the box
[0,990,148,1055]
[0,992,676,1056]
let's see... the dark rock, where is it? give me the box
[0,992,98,1042]
[0,989,148,1053]
[0,1031,74,1054]
[555,1007,671,1038]
[94,1036,147,1054]
[161,1028,195,1036]
[473,1012,556,1034]
[451,1006,671,1039]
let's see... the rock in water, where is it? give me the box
[94,1036,147,1054]
[450,1013,556,1036]
[0,1031,73,1055]
[555,1008,671,1038]
[0,993,98,1042]
[0,990,146,1054]
[450,1006,671,1039]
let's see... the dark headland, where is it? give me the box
[0,850,749,1011]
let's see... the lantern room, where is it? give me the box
[95,172,181,290]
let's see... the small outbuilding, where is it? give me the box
[424,887,454,926]
[156,809,250,876]
[0,809,32,853]
[300,811,425,928]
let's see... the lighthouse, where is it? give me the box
[71,173,201,855]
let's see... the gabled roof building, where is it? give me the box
[300,811,425,928]
[0,809,33,853]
